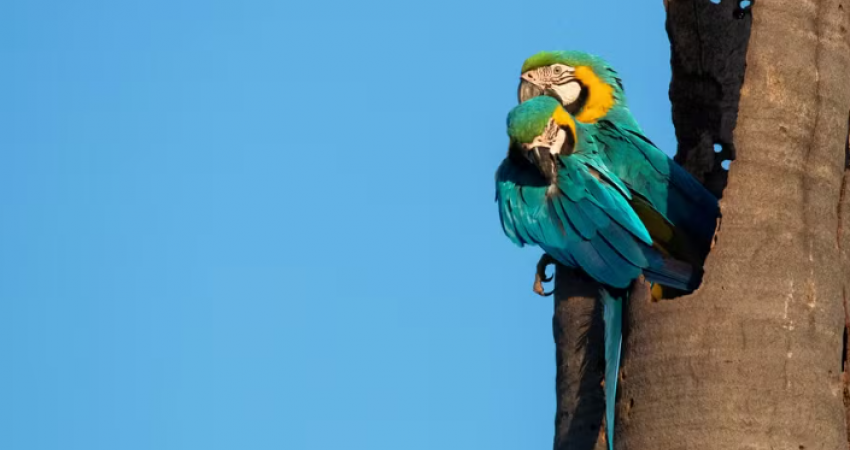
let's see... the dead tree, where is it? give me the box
[552,1,850,448]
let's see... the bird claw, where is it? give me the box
[650,283,664,301]
[533,254,556,296]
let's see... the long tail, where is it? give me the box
[601,288,624,450]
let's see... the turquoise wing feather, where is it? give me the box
[495,152,654,289]
[594,119,719,258]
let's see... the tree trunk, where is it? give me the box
[615,1,850,449]
[551,265,608,450]
[552,268,651,450]
[841,119,850,446]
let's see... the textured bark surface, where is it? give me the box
[552,265,608,450]
[666,0,751,197]
[552,268,650,450]
[616,1,850,449]
[842,119,850,446]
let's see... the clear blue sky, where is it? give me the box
[0,2,675,449]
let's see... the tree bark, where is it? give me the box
[551,265,608,450]
[552,268,651,450]
[666,0,752,195]
[616,1,850,449]
[841,117,850,446]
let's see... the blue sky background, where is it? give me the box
[0,1,675,449]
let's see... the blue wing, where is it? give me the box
[593,119,720,261]
[495,154,653,289]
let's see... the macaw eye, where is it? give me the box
[553,66,561,74]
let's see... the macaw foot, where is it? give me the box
[651,283,664,301]
[533,253,556,297]
[651,283,693,300]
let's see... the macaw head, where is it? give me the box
[506,96,578,184]
[518,50,624,124]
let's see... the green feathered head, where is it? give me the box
[505,96,580,184]
[520,50,613,76]
[507,96,561,144]
[518,50,626,124]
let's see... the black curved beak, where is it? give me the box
[518,79,545,103]
[527,146,556,182]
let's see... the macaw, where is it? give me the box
[517,51,719,295]
[496,96,699,450]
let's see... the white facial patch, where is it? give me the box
[549,128,567,155]
[524,118,567,153]
[523,64,575,89]
[550,81,582,107]
[549,64,575,81]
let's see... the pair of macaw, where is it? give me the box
[496,51,719,449]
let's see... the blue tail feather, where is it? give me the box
[601,289,623,450]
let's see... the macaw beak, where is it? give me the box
[518,76,545,103]
[527,146,556,182]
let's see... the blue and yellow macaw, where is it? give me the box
[517,51,719,289]
[496,96,700,450]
